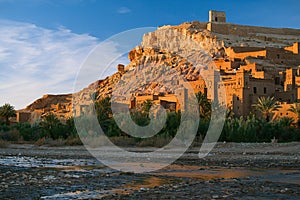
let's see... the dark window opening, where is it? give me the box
[237,96,240,101]
[277,54,280,59]
[253,87,257,94]
[215,17,218,22]
[264,87,267,94]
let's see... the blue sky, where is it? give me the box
[1,0,300,109]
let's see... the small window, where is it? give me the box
[253,87,257,94]
[264,87,267,94]
[277,54,280,59]
[237,96,240,101]
[215,17,218,22]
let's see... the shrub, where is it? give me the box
[0,139,8,148]
[34,137,46,146]
[7,129,21,141]
[65,136,83,146]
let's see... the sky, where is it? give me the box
[1,0,300,109]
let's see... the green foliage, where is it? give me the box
[252,96,282,121]
[0,97,299,144]
[164,111,181,137]
[0,103,16,125]
[141,99,153,116]
[288,103,300,126]
[0,124,10,132]
[14,123,41,141]
[130,111,150,127]
[95,97,112,121]
[65,117,77,137]
[39,114,64,139]
[104,118,123,137]
[196,92,211,121]
[0,139,8,148]
[220,114,300,142]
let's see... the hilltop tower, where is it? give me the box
[209,10,226,23]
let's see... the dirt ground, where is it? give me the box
[0,142,299,199]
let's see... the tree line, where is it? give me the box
[0,93,300,144]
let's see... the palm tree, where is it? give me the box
[95,97,112,121]
[39,113,63,139]
[196,92,211,120]
[252,96,281,122]
[0,103,16,125]
[288,103,300,126]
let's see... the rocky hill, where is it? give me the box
[21,19,300,122]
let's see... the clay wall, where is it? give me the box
[284,42,299,54]
[207,22,300,37]
[273,102,297,122]
[225,47,266,60]
[16,112,31,123]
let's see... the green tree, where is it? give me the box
[165,111,181,137]
[0,103,16,125]
[95,97,112,121]
[141,99,153,117]
[288,103,300,126]
[39,113,65,139]
[95,97,113,134]
[196,92,211,120]
[65,117,77,137]
[252,96,281,122]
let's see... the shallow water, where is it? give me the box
[154,164,300,184]
[0,155,101,168]
[1,155,299,199]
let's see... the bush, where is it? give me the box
[14,123,42,141]
[220,115,300,143]
[0,124,10,132]
[7,129,21,141]
[65,136,83,146]
[0,139,8,148]
[34,137,46,146]
[137,135,172,147]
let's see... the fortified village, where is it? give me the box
[15,10,300,123]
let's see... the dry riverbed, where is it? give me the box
[0,143,299,199]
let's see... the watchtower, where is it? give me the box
[209,10,226,23]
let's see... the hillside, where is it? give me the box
[20,13,300,122]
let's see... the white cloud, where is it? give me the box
[0,20,99,109]
[0,20,152,110]
[117,6,131,14]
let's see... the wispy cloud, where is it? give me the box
[117,6,131,14]
[0,20,99,109]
